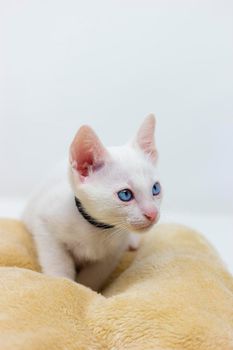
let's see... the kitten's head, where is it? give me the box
[69,114,162,232]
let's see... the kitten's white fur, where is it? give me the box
[22,114,162,291]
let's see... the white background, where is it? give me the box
[0,1,232,271]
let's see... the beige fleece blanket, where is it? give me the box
[0,218,233,350]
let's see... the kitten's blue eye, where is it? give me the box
[152,182,161,196]
[117,189,134,202]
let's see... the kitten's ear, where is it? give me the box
[70,125,108,178]
[133,114,158,161]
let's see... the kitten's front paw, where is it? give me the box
[128,233,141,251]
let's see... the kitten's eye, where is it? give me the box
[117,189,134,202]
[152,182,161,196]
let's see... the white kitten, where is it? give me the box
[22,114,162,291]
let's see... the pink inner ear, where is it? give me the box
[76,151,94,177]
[70,125,107,178]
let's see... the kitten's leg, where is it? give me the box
[77,253,122,291]
[128,232,141,251]
[34,231,76,280]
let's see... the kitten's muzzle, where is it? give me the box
[143,209,158,222]
[129,212,160,232]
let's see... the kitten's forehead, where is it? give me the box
[107,145,157,183]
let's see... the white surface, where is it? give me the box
[0,198,232,274]
[0,0,233,215]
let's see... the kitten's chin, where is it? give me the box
[128,214,160,233]
[128,222,155,233]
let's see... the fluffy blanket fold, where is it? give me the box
[0,219,233,350]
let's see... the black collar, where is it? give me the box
[75,197,115,230]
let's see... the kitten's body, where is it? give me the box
[23,162,129,284]
[23,115,162,291]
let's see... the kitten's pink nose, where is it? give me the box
[144,210,157,222]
